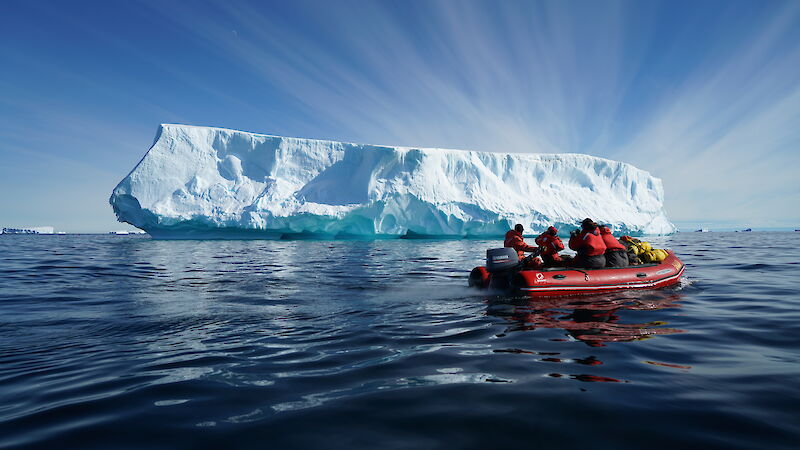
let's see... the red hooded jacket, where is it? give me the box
[504,230,537,259]
[568,228,607,256]
[535,232,565,256]
[599,226,626,251]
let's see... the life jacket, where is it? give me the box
[599,226,626,251]
[535,233,565,256]
[568,228,607,256]
[504,229,537,259]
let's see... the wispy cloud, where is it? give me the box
[614,1,800,222]
[2,0,798,228]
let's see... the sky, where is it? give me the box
[1,0,798,232]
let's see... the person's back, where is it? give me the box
[535,226,565,267]
[504,224,537,260]
[568,219,607,269]
[599,226,628,267]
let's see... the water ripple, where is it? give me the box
[0,233,798,449]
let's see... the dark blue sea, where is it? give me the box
[1,232,799,449]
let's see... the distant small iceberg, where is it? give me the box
[694,228,710,232]
[2,226,54,235]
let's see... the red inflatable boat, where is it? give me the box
[469,247,685,297]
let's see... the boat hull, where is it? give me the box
[470,251,685,297]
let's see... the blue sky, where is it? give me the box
[1,0,798,232]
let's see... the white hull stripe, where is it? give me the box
[518,267,684,292]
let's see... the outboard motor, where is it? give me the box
[486,248,519,272]
[485,247,520,290]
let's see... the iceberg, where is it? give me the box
[1,226,54,235]
[110,124,675,239]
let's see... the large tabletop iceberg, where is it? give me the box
[110,124,675,238]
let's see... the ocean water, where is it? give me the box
[1,232,798,449]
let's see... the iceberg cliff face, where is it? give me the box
[110,124,675,238]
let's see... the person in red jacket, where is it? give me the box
[504,224,538,260]
[568,218,607,269]
[535,226,566,267]
[599,225,629,267]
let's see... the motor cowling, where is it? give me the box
[486,248,519,273]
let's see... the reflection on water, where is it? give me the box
[486,290,686,347]
[485,289,687,383]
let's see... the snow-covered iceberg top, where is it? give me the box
[110,124,675,238]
